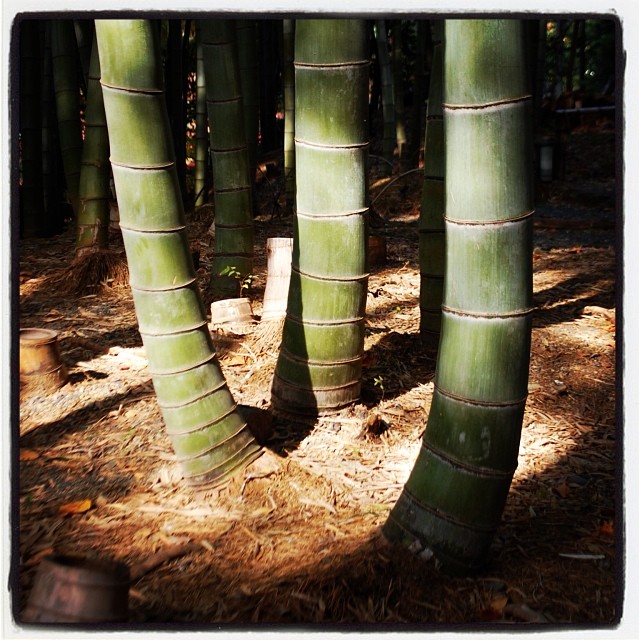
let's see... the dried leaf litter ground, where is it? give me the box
[15,126,619,628]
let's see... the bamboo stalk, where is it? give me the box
[76,32,110,256]
[272,19,369,416]
[283,18,296,213]
[201,19,254,300]
[51,19,83,215]
[374,20,395,176]
[194,27,208,208]
[419,20,445,342]
[96,19,261,489]
[384,19,533,573]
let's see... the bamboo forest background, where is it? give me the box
[16,17,616,236]
[13,14,620,626]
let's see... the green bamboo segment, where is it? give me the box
[74,19,94,91]
[151,358,227,407]
[403,446,516,528]
[210,224,254,256]
[110,166,184,230]
[283,19,296,211]
[235,20,259,181]
[96,19,260,489]
[374,20,394,175]
[180,436,261,487]
[445,102,533,222]
[445,20,529,106]
[194,29,208,207]
[76,33,110,255]
[436,312,531,403]
[384,19,533,572]
[141,325,215,375]
[161,391,241,436]
[99,88,174,167]
[425,391,525,471]
[170,420,253,465]
[295,67,369,144]
[392,22,407,165]
[275,350,362,389]
[272,19,369,416]
[295,214,367,277]
[201,19,254,297]
[50,19,83,214]
[272,374,361,415]
[287,270,367,321]
[419,21,445,339]
[444,216,533,312]
[131,284,206,334]
[294,145,367,214]
[97,20,164,90]
[120,228,194,290]
[294,19,368,62]
[19,19,45,238]
[280,318,365,365]
[210,147,252,187]
[382,491,497,574]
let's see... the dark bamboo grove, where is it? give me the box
[15,15,618,582]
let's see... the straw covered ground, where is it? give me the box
[15,123,619,629]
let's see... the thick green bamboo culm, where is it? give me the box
[283,18,296,212]
[235,20,260,185]
[201,19,254,300]
[20,19,45,238]
[271,19,369,416]
[419,20,445,342]
[374,20,395,176]
[74,19,94,92]
[392,21,407,167]
[194,28,208,208]
[384,19,533,573]
[95,19,261,488]
[51,19,83,215]
[76,32,110,256]
[41,21,61,228]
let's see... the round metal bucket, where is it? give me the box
[22,554,130,624]
[19,328,68,394]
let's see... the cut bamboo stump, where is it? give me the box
[19,328,68,394]
[210,298,255,334]
[262,237,293,321]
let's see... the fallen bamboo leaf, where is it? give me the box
[58,499,92,515]
[200,540,215,552]
[559,553,605,560]
[20,449,40,461]
[299,497,337,515]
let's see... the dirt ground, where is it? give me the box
[14,121,619,629]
